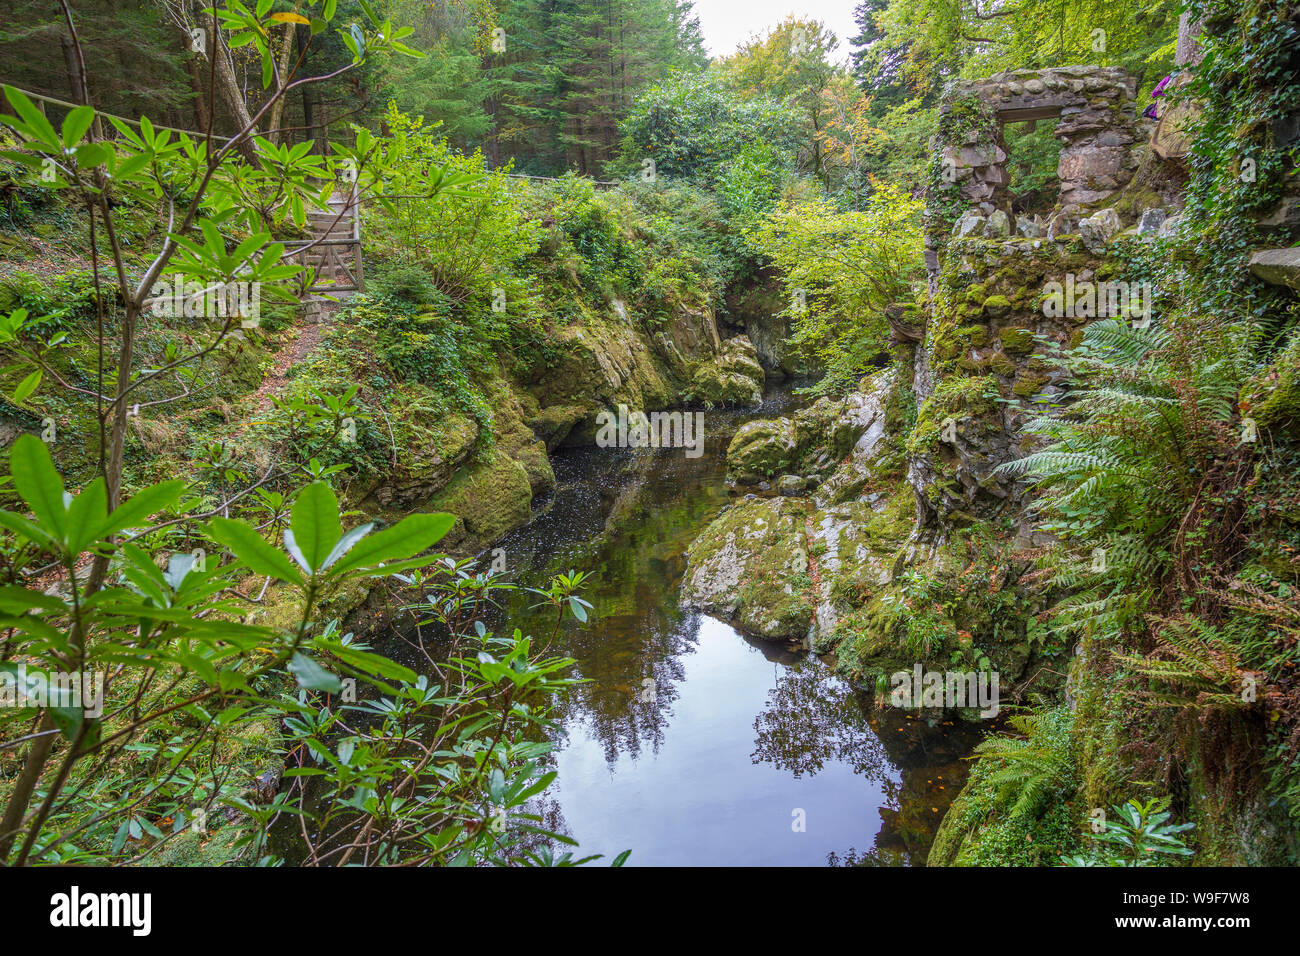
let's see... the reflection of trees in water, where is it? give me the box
[485,393,812,774]
[749,657,896,784]
[815,703,990,866]
[561,615,696,765]
[745,655,993,866]
[493,444,728,767]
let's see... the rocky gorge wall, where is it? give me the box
[351,301,768,556]
[677,39,1300,866]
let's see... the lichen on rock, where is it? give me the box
[681,495,816,642]
[690,335,765,406]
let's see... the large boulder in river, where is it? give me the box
[691,336,765,406]
[726,370,895,486]
[681,496,816,642]
[727,417,798,483]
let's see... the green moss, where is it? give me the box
[999,326,1036,355]
[727,417,796,481]
[981,294,1012,318]
[1248,335,1300,435]
[1012,372,1050,396]
[425,453,533,552]
[988,352,1016,376]
[683,496,817,640]
[907,375,997,454]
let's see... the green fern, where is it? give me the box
[974,706,1077,822]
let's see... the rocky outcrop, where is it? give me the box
[726,370,894,486]
[908,236,1108,534]
[423,451,535,554]
[684,369,912,648]
[358,369,553,523]
[721,272,821,378]
[1249,247,1300,290]
[360,297,750,553]
[691,335,765,405]
[526,304,767,446]
[681,495,816,642]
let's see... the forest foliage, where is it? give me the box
[0,0,1296,870]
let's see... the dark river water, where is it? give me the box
[487,384,986,866]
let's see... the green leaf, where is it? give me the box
[288,482,342,574]
[288,652,343,692]
[319,522,373,571]
[0,585,65,614]
[283,530,311,575]
[64,477,107,554]
[568,596,588,622]
[515,770,558,802]
[208,517,303,585]
[74,142,111,168]
[96,480,185,540]
[2,85,60,149]
[0,509,57,549]
[111,151,152,181]
[9,434,67,544]
[10,369,40,404]
[488,767,505,803]
[326,512,454,576]
[61,105,94,147]
[321,639,416,683]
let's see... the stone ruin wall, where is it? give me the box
[936,65,1144,241]
[910,65,1153,540]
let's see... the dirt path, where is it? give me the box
[239,318,330,430]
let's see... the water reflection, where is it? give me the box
[470,386,987,865]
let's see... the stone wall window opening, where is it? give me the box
[1001,116,1064,223]
[935,67,1143,243]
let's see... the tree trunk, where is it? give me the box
[199,11,260,164]
[60,34,83,101]
[186,45,210,133]
[266,23,297,144]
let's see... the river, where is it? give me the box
[487,383,986,866]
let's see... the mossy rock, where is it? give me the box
[935,338,963,362]
[691,335,765,406]
[510,439,556,497]
[727,417,797,482]
[424,453,533,553]
[1012,373,1050,397]
[987,353,1017,376]
[1246,335,1300,436]
[358,391,481,514]
[681,496,816,641]
[982,295,1012,319]
[999,326,1036,355]
[526,404,589,451]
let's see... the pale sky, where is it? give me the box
[690,0,859,62]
